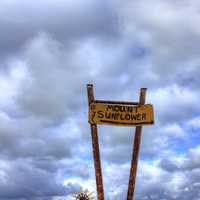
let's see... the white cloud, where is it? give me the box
[149,85,200,124]
[163,123,185,138]
[186,117,200,129]
[0,60,27,111]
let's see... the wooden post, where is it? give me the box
[127,88,147,200]
[87,84,104,200]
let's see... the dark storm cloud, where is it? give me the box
[0,109,85,199]
[0,159,66,199]
[15,33,85,122]
[113,0,200,91]
[0,113,75,159]
[0,0,119,59]
[159,158,180,172]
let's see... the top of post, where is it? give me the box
[87,83,95,105]
[139,88,147,105]
[87,84,93,88]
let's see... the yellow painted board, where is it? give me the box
[89,102,154,126]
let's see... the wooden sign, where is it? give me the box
[89,102,154,126]
[87,84,154,200]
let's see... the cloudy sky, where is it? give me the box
[1,0,200,199]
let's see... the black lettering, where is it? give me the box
[114,106,120,112]
[105,112,111,119]
[125,114,130,120]
[97,111,104,118]
[127,106,133,113]
[137,114,141,120]
[113,105,126,112]
[120,113,125,120]
[131,114,137,120]
[121,106,126,112]
[107,105,113,111]
[111,113,118,120]
[142,113,146,120]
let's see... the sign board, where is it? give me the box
[89,102,154,126]
[87,85,154,200]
